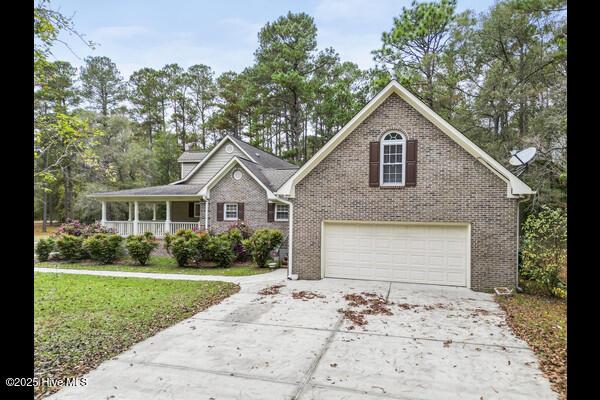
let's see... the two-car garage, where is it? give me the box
[322,222,470,287]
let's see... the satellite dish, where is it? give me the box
[509,147,537,166]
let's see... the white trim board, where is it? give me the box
[276,80,534,199]
[171,135,257,185]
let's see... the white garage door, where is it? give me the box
[323,222,469,287]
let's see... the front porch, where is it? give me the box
[100,199,207,238]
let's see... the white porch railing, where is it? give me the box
[104,221,200,238]
[138,221,165,237]
[105,221,133,236]
[170,222,200,232]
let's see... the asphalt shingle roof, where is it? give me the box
[177,151,209,162]
[93,185,203,197]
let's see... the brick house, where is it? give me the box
[92,80,534,291]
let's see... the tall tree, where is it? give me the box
[80,56,126,117]
[372,0,458,108]
[253,12,324,162]
[187,64,217,149]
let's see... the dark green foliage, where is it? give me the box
[83,234,124,264]
[126,232,159,265]
[36,238,56,262]
[55,234,86,261]
[206,234,236,268]
[520,206,567,298]
[169,229,210,267]
[242,229,284,268]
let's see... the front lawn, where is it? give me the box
[34,272,238,399]
[36,255,274,276]
[496,292,566,400]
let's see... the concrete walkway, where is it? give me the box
[47,276,556,400]
[34,266,287,284]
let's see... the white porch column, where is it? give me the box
[128,202,133,221]
[152,203,157,221]
[133,201,139,235]
[165,201,172,233]
[101,201,107,224]
[204,199,209,231]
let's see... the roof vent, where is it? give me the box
[255,153,260,157]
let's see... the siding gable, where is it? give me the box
[180,162,198,179]
[186,139,246,186]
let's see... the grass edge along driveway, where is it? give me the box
[34,272,239,399]
[36,255,273,277]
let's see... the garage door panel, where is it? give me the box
[323,223,468,287]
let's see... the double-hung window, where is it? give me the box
[224,203,238,221]
[193,202,201,218]
[275,204,289,221]
[380,132,406,186]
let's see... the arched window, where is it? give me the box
[380,132,406,186]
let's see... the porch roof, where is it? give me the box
[90,184,203,200]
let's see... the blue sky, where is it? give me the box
[50,0,497,78]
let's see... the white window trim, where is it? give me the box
[193,202,201,218]
[224,203,238,221]
[275,204,289,221]
[380,132,406,187]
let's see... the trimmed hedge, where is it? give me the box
[243,229,284,268]
[83,234,124,264]
[126,232,158,266]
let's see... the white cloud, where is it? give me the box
[92,25,150,40]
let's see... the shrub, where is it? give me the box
[55,234,86,261]
[227,221,253,239]
[207,234,235,268]
[55,219,116,237]
[83,234,124,264]
[35,238,55,262]
[126,232,158,266]
[520,206,567,298]
[168,229,210,267]
[227,228,249,261]
[243,229,284,268]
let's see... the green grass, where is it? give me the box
[36,255,274,276]
[34,272,238,399]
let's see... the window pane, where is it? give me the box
[225,204,238,219]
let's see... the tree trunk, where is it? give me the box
[63,164,73,221]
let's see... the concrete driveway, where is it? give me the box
[50,277,556,400]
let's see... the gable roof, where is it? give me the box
[276,80,535,199]
[228,136,298,170]
[171,135,296,185]
[177,151,209,163]
[198,156,281,200]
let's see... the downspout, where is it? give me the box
[274,196,294,279]
[205,197,209,231]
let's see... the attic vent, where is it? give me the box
[255,153,260,157]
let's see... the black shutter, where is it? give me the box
[238,203,244,220]
[188,202,195,217]
[216,203,224,221]
[405,140,417,187]
[369,142,379,187]
[267,203,275,222]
